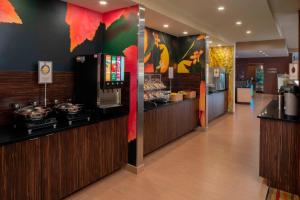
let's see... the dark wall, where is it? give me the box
[236,55,292,94]
[0,0,104,72]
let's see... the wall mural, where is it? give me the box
[0,1,104,71]
[209,46,234,112]
[0,0,22,24]
[144,28,206,75]
[144,28,177,73]
[66,4,103,52]
[177,35,206,74]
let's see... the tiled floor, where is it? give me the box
[67,94,274,200]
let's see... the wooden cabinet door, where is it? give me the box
[41,117,128,200]
[0,139,41,200]
[41,130,80,200]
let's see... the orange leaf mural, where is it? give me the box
[0,0,22,24]
[123,45,138,142]
[65,3,103,52]
[102,6,138,29]
[199,81,206,127]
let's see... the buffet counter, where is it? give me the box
[0,110,128,200]
[208,90,228,122]
[258,100,300,196]
[144,99,198,155]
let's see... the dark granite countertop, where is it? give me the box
[208,89,228,95]
[258,100,300,123]
[144,99,196,112]
[0,108,128,146]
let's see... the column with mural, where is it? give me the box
[209,46,235,112]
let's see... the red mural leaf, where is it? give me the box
[102,6,138,29]
[0,0,22,24]
[123,45,138,142]
[66,3,103,52]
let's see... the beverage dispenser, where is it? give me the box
[74,54,126,111]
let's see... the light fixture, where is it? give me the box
[99,1,107,5]
[259,50,263,53]
[236,21,242,26]
[208,41,213,44]
[246,30,252,34]
[163,24,169,28]
[218,6,225,11]
[183,31,188,35]
[217,44,222,47]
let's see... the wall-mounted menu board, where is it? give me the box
[102,54,125,88]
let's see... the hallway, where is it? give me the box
[67,94,274,200]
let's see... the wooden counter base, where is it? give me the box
[0,116,128,200]
[144,99,198,156]
[259,119,300,195]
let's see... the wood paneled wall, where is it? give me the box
[160,73,202,95]
[0,72,74,126]
[236,55,293,94]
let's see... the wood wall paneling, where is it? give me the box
[0,139,41,200]
[161,73,202,95]
[0,72,74,126]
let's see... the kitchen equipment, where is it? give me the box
[74,54,127,112]
[13,104,57,134]
[144,74,170,102]
[281,85,300,117]
[54,102,91,126]
[208,67,226,92]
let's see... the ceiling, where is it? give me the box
[268,0,299,52]
[132,0,282,44]
[236,39,288,58]
[64,0,136,13]
[64,0,299,58]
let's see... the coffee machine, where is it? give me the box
[74,54,127,113]
[280,84,300,117]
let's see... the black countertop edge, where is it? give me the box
[208,89,228,95]
[257,100,300,123]
[0,111,128,146]
[144,98,196,112]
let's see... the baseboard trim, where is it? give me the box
[124,163,145,174]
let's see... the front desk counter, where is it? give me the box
[144,99,199,156]
[0,111,128,200]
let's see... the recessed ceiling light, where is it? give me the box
[183,31,188,35]
[246,30,252,34]
[163,24,169,28]
[208,41,213,44]
[236,21,242,26]
[259,50,263,53]
[217,44,222,47]
[218,6,225,11]
[99,1,107,5]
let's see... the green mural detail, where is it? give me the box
[104,15,138,55]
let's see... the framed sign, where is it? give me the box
[38,61,53,84]
[213,68,220,78]
[168,67,174,79]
